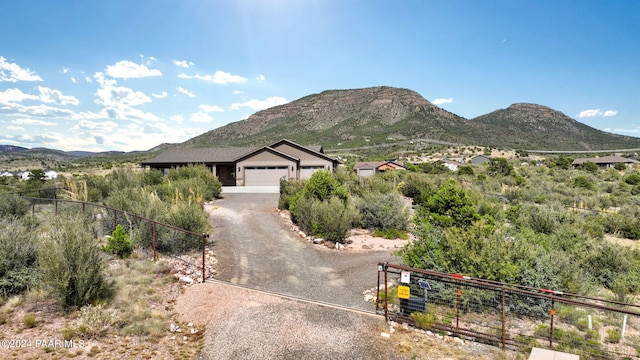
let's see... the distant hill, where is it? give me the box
[469,103,640,151]
[0,145,29,155]
[180,86,640,152]
[181,86,477,149]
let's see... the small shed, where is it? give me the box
[353,161,406,177]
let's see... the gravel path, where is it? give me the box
[183,192,407,359]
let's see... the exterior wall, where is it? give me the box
[272,143,334,171]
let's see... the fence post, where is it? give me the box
[376,264,382,313]
[55,199,58,214]
[501,287,506,351]
[202,233,209,283]
[152,223,157,262]
[113,209,117,232]
[383,262,389,320]
[456,282,461,329]
[549,300,555,348]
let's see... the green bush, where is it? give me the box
[295,196,359,243]
[572,176,596,191]
[356,192,409,231]
[103,224,133,259]
[163,202,210,252]
[487,158,514,176]
[289,170,348,221]
[38,215,113,310]
[373,228,409,240]
[165,164,222,200]
[278,178,305,210]
[423,180,479,228]
[577,161,599,173]
[457,166,474,176]
[0,194,30,219]
[0,219,40,296]
[623,173,640,185]
[614,162,627,171]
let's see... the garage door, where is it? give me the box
[300,166,325,179]
[358,168,375,177]
[245,166,288,186]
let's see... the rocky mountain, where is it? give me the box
[182,86,640,152]
[181,86,479,149]
[469,103,640,151]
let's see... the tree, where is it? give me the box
[487,158,514,176]
[576,161,599,173]
[424,180,479,228]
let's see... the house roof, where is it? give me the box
[139,139,334,166]
[572,156,639,165]
[353,161,406,170]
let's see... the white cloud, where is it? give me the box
[0,88,39,103]
[432,98,454,105]
[152,91,168,99]
[190,111,213,123]
[170,115,184,122]
[7,125,24,131]
[37,86,79,105]
[85,76,92,83]
[0,56,43,82]
[578,109,601,118]
[178,73,192,79]
[62,67,69,74]
[256,74,266,81]
[71,77,77,83]
[230,96,288,111]
[106,60,162,79]
[173,59,194,68]
[11,118,57,126]
[196,71,247,84]
[199,104,224,112]
[96,86,151,108]
[232,90,244,94]
[603,110,618,117]
[176,86,195,98]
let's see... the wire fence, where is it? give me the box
[22,196,210,282]
[376,262,640,359]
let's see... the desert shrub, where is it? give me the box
[572,176,596,191]
[165,165,222,201]
[142,169,164,186]
[289,170,348,221]
[514,175,527,186]
[0,194,30,219]
[623,173,640,185]
[278,178,305,210]
[103,224,133,259]
[23,313,37,328]
[576,161,599,173]
[38,214,113,310]
[417,161,449,174]
[487,157,514,176]
[373,228,409,240]
[0,219,41,296]
[356,192,409,231]
[161,202,210,252]
[614,162,627,171]
[457,165,474,176]
[107,166,143,190]
[295,196,359,243]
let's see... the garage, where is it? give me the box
[300,165,325,179]
[244,166,289,186]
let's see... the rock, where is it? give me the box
[426,331,433,336]
[324,241,335,249]
[179,276,194,284]
[170,323,179,332]
[190,328,197,334]
[299,231,307,238]
[381,332,391,338]
[362,244,372,250]
[187,323,193,327]
[453,337,464,345]
[313,238,325,245]
[336,243,344,250]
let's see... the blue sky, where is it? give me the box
[1,0,638,152]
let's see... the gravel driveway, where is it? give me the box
[187,192,408,359]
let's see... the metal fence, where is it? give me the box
[23,197,210,282]
[376,262,640,359]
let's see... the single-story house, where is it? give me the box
[572,156,639,168]
[442,159,465,171]
[45,170,58,180]
[353,161,406,177]
[139,139,338,186]
[0,171,14,177]
[470,155,491,165]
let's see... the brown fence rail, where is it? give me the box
[22,197,210,282]
[376,262,640,359]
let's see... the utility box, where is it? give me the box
[399,296,426,315]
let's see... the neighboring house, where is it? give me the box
[0,171,13,177]
[45,170,58,180]
[442,159,465,171]
[19,171,30,180]
[139,139,338,186]
[470,155,491,165]
[572,156,639,168]
[353,161,406,177]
